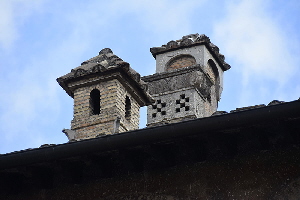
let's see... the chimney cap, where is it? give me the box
[150,34,231,71]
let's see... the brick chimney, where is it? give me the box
[142,34,230,127]
[57,48,153,140]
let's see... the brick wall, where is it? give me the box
[70,78,140,140]
[167,55,196,71]
[206,66,216,83]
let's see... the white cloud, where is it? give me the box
[213,0,299,106]
[213,0,296,83]
[0,0,45,50]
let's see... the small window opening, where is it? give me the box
[152,113,157,118]
[125,96,131,119]
[90,89,100,115]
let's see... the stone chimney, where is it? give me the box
[57,48,153,140]
[142,34,230,127]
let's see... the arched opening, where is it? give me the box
[208,59,220,101]
[166,54,196,71]
[125,96,131,120]
[90,89,100,115]
[208,59,219,79]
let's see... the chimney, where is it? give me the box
[142,34,230,127]
[57,48,153,140]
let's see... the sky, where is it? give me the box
[0,0,299,154]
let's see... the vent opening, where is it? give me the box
[90,89,100,115]
[125,96,131,119]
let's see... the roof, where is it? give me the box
[56,48,153,105]
[1,99,299,170]
[150,33,231,71]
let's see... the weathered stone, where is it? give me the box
[62,129,76,141]
[143,34,230,127]
[150,33,230,71]
[57,49,153,141]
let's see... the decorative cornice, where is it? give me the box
[142,64,206,82]
[57,48,154,105]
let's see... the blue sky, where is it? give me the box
[0,0,299,154]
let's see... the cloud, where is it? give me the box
[213,0,299,106]
[0,0,45,50]
[214,0,295,82]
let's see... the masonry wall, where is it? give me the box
[167,55,196,71]
[146,44,224,127]
[143,66,216,127]
[154,45,224,89]
[71,78,140,139]
[155,45,205,73]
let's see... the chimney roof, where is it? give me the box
[57,48,153,105]
[150,34,231,71]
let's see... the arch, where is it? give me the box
[207,59,219,82]
[90,89,100,115]
[125,96,131,119]
[208,59,221,101]
[166,54,196,71]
